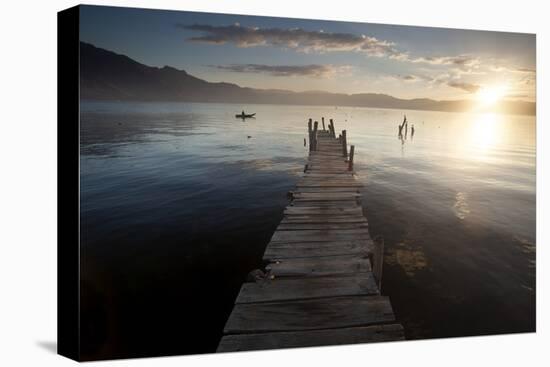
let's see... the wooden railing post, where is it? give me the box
[330,119,336,137]
[348,145,355,171]
[313,121,319,151]
[342,130,348,157]
[308,119,313,151]
[372,235,385,290]
[322,117,326,131]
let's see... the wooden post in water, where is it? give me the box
[372,235,385,290]
[331,119,337,138]
[322,117,326,131]
[342,130,348,157]
[308,119,313,152]
[328,119,334,137]
[348,145,355,171]
[313,121,319,151]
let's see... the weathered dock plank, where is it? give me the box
[277,222,368,230]
[266,255,372,277]
[282,216,367,224]
[270,229,371,243]
[291,201,359,208]
[284,206,363,215]
[263,240,374,260]
[217,324,405,353]
[223,296,395,334]
[236,274,379,304]
[292,192,361,200]
[218,117,403,353]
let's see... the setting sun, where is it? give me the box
[477,85,507,105]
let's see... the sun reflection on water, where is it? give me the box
[469,113,502,156]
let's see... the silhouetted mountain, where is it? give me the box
[80,42,535,116]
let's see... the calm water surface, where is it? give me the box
[80,101,535,359]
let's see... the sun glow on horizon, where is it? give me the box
[476,85,508,106]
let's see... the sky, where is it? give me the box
[79,5,536,102]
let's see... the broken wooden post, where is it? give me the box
[308,119,313,151]
[372,235,385,290]
[342,130,348,157]
[313,121,319,151]
[246,269,266,283]
[322,117,325,131]
[348,145,355,171]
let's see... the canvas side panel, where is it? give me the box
[57,5,80,362]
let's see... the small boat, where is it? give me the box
[235,112,256,119]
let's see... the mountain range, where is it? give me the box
[80,42,535,116]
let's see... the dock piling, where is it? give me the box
[342,130,348,157]
[308,119,313,151]
[313,121,319,151]
[348,145,355,171]
[372,236,385,290]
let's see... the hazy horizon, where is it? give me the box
[80,5,536,106]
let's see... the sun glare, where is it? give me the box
[476,85,507,106]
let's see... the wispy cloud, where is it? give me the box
[210,63,350,78]
[401,75,417,81]
[393,73,440,83]
[505,92,529,99]
[408,55,480,68]
[181,23,482,72]
[491,65,536,74]
[392,72,484,94]
[447,81,481,93]
[180,23,400,57]
[515,67,536,74]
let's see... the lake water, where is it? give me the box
[80,101,536,360]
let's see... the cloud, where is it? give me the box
[392,72,484,95]
[396,54,481,72]
[505,92,529,99]
[181,23,527,79]
[491,65,536,74]
[211,63,350,78]
[447,81,481,93]
[515,67,536,73]
[393,73,441,83]
[180,23,400,56]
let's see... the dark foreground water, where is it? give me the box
[80,101,535,360]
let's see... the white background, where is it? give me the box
[0,0,547,365]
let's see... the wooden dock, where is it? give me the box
[217,118,404,353]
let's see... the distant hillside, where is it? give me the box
[80,42,535,116]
